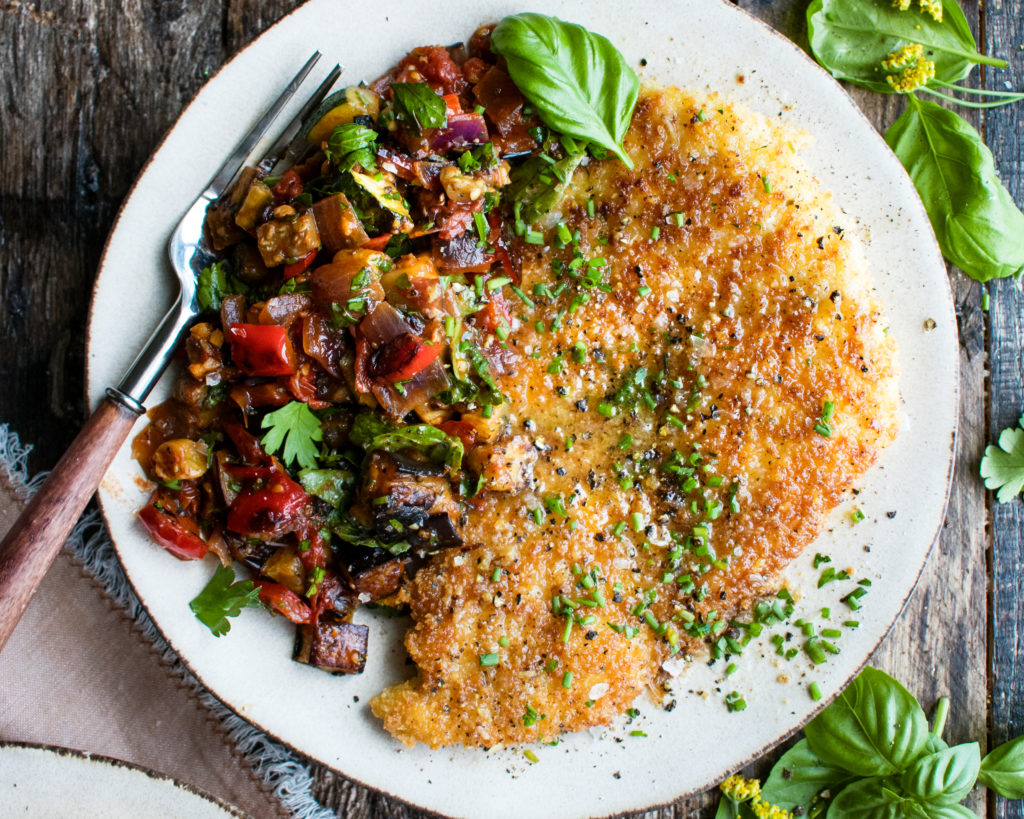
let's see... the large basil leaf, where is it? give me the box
[491,13,639,167]
[506,151,586,224]
[805,667,929,777]
[761,739,854,810]
[826,778,908,819]
[349,411,464,471]
[885,96,1024,282]
[979,733,1024,798]
[806,0,1002,93]
[917,805,978,819]
[900,743,980,805]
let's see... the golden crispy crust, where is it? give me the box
[371,87,900,748]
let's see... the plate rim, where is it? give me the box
[0,740,248,818]
[83,0,960,814]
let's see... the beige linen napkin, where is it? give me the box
[0,446,288,819]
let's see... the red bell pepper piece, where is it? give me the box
[253,580,314,625]
[286,365,330,410]
[383,337,443,382]
[361,233,394,251]
[226,463,311,537]
[227,323,296,376]
[138,502,208,561]
[283,250,318,279]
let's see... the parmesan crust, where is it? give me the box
[372,87,900,748]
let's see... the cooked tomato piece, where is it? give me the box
[253,580,314,624]
[138,501,208,561]
[439,420,480,450]
[272,169,304,202]
[227,323,296,376]
[371,333,443,382]
[474,290,512,335]
[226,463,312,537]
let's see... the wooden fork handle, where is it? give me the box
[0,395,141,653]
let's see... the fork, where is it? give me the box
[0,53,342,652]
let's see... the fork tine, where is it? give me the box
[258,63,343,176]
[205,52,322,198]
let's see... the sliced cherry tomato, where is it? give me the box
[138,502,208,561]
[253,580,314,625]
[227,323,296,376]
[272,169,303,203]
[439,420,479,450]
[287,364,330,410]
[283,250,318,279]
[226,463,311,537]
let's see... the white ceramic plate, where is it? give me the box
[86,1,957,816]
[0,743,244,818]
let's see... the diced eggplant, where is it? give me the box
[220,294,246,329]
[466,435,537,493]
[294,613,368,674]
[204,166,260,251]
[231,243,271,285]
[310,248,388,320]
[360,451,462,550]
[256,211,321,268]
[234,180,274,230]
[225,532,276,572]
[312,193,370,254]
[317,571,358,618]
[351,559,406,601]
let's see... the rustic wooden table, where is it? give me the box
[1,0,1020,815]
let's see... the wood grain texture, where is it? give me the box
[985,1,1024,817]
[0,395,140,652]
[0,0,1018,816]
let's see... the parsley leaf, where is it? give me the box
[197,261,229,312]
[390,82,447,134]
[261,401,323,471]
[981,416,1024,503]
[189,564,261,637]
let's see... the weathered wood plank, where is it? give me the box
[986,0,1024,816]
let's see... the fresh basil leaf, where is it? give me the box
[924,733,950,755]
[980,417,1024,503]
[978,733,1024,798]
[491,13,639,168]
[326,122,378,171]
[350,412,464,471]
[761,738,855,810]
[298,467,357,508]
[826,777,909,819]
[806,0,1002,94]
[188,564,261,637]
[506,151,586,224]
[390,82,447,134]
[805,666,929,777]
[885,96,1024,282]
[900,742,980,805]
[917,806,978,819]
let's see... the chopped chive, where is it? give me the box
[671,212,685,227]
[499,636,510,647]
[572,341,587,363]
[761,175,772,193]
[637,285,652,298]
[618,434,634,449]
[562,671,573,689]
[843,620,860,628]
[562,616,574,643]
[805,639,827,665]
[556,222,572,244]
[650,225,661,241]
[850,508,865,524]
[524,229,544,245]
[492,567,502,582]
[487,275,511,291]
[725,662,737,676]
[473,211,489,244]
[524,749,539,764]
[821,628,842,639]
[821,400,835,422]
[809,682,823,701]
[587,198,596,218]
[814,422,833,438]
[480,653,499,667]
[611,521,627,538]
[531,508,543,525]
[982,291,991,311]
[631,512,644,532]
[511,285,534,308]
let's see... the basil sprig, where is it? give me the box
[805,0,1024,283]
[491,13,639,168]
[718,666,1024,818]
[806,0,1004,94]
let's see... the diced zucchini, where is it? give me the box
[349,169,413,227]
[306,86,382,147]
